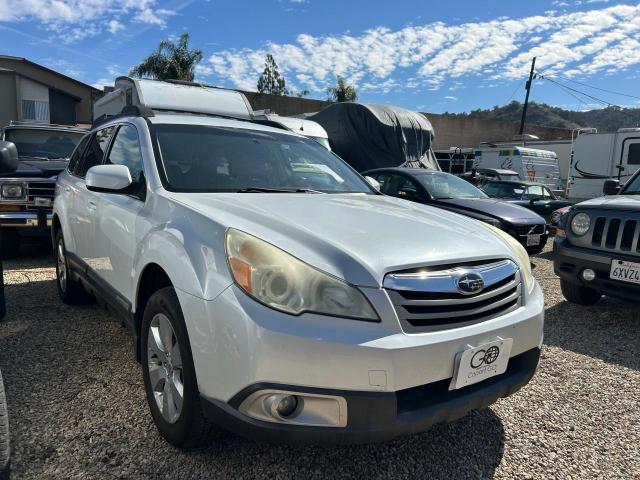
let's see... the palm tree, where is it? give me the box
[129,33,203,81]
[327,76,357,102]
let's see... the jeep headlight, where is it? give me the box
[1,183,26,200]
[225,229,379,321]
[570,213,590,236]
[483,224,534,295]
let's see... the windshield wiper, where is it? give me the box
[237,187,325,194]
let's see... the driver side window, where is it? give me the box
[106,125,144,184]
[524,185,544,200]
[380,174,421,201]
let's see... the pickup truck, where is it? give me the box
[0,122,86,258]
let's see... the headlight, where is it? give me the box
[483,224,534,295]
[1,183,25,199]
[225,229,379,321]
[570,213,590,236]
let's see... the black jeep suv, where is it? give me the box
[0,122,86,258]
[554,171,640,304]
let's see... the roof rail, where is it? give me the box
[7,120,85,130]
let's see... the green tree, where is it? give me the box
[257,54,288,95]
[129,33,203,81]
[327,76,357,102]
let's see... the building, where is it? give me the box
[0,55,101,127]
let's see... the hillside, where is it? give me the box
[452,101,640,133]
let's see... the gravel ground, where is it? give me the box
[0,240,639,479]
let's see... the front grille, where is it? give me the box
[26,181,55,210]
[384,260,522,333]
[513,224,545,236]
[589,215,640,253]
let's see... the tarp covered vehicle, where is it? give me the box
[309,103,439,172]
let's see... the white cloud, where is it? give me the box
[444,95,458,101]
[0,0,175,42]
[203,3,640,94]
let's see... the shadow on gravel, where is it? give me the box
[170,408,506,480]
[544,297,640,371]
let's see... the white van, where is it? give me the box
[473,146,561,190]
[566,128,640,201]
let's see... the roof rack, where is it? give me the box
[7,120,86,130]
[93,77,254,124]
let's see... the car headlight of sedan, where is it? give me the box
[1,183,26,200]
[570,213,590,236]
[483,224,535,295]
[225,229,379,321]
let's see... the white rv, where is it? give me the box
[473,146,561,190]
[567,128,640,200]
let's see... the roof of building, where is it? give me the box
[0,55,100,93]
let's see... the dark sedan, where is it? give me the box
[363,168,548,254]
[481,180,573,222]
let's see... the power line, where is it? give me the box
[506,78,526,104]
[536,72,618,107]
[552,74,640,101]
[542,78,593,108]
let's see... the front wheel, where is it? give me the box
[560,279,601,305]
[141,287,218,448]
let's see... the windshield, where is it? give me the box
[416,172,487,199]
[622,174,640,194]
[153,124,373,193]
[500,174,521,181]
[5,128,83,160]
[482,182,526,199]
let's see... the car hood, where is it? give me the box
[167,192,521,287]
[575,194,640,211]
[1,159,68,179]
[437,198,545,224]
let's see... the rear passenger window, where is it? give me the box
[76,126,114,177]
[68,135,90,174]
[106,125,144,184]
[627,143,640,165]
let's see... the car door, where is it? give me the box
[56,134,90,256]
[522,185,547,216]
[619,139,640,183]
[67,126,115,264]
[93,124,146,301]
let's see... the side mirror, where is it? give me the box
[0,141,18,174]
[365,176,381,191]
[86,164,132,192]
[603,179,620,195]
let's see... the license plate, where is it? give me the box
[449,338,513,390]
[609,259,640,285]
[527,234,541,246]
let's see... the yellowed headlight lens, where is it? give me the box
[482,224,534,294]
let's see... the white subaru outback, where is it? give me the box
[52,78,543,447]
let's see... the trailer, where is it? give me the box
[567,127,640,200]
[473,145,561,190]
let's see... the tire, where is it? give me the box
[54,230,92,305]
[560,279,601,305]
[141,287,217,448]
[0,229,19,260]
[0,369,10,480]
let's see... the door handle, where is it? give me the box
[87,200,97,211]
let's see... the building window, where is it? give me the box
[21,99,49,122]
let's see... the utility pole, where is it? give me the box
[519,56,536,135]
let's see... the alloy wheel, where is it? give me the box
[57,241,67,293]
[147,313,184,424]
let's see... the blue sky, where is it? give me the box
[1,0,640,113]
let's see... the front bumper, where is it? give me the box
[200,347,540,445]
[553,237,640,302]
[178,278,544,444]
[0,212,52,228]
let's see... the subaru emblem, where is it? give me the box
[457,272,485,295]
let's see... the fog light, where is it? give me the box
[582,269,596,282]
[265,394,299,419]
